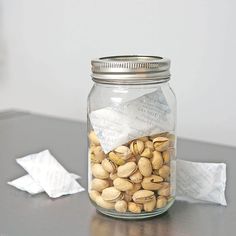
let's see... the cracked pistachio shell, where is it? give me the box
[144,196,156,212]
[101,187,123,202]
[89,190,100,202]
[141,175,163,190]
[138,157,152,177]
[132,190,155,204]
[156,196,167,208]
[128,202,142,213]
[158,183,170,197]
[151,151,163,170]
[91,164,109,179]
[145,141,154,151]
[162,150,170,164]
[91,178,110,192]
[115,200,128,213]
[108,152,125,166]
[130,140,145,155]
[129,170,143,184]
[126,183,142,196]
[95,196,115,209]
[92,146,106,163]
[158,165,170,179]
[141,148,153,159]
[114,146,132,160]
[88,131,100,146]
[117,162,137,178]
[113,178,134,191]
[101,158,117,173]
[153,137,169,152]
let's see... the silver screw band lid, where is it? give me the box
[91,55,171,84]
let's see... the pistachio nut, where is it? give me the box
[114,146,132,160]
[158,183,170,197]
[126,183,142,196]
[108,152,125,166]
[141,175,163,190]
[123,193,132,202]
[151,151,163,170]
[90,146,105,163]
[129,170,143,184]
[117,162,137,178]
[101,158,117,173]
[156,196,167,208]
[89,190,100,202]
[158,165,170,179]
[145,140,154,151]
[89,131,100,146]
[141,148,153,159]
[110,172,118,181]
[95,196,115,209]
[127,155,137,162]
[139,136,149,142]
[138,157,152,177]
[113,178,134,191]
[91,164,109,179]
[144,196,156,212]
[101,187,123,202]
[91,178,110,192]
[130,140,145,155]
[167,133,176,147]
[128,202,142,213]
[153,137,169,152]
[115,200,128,213]
[132,190,155,204]
[162,150,170,164]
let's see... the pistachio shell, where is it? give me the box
[128,202,142,213]
[151,151,163,170]
[153,137,169,152]
[162,150,170,164]
[113,178,134,191]
[91,178,110,192]
[117,162,137,178]
[141,148,153,159]
[101,158,117,173]
[95,196,115,209]
[115,200,128,213]
[88,131,100,146]
[108,152,125,166]
[145,140,154,151]
[139,136,149,142]
[158,183,170,197]
[141,175,163,190]
[158,165,170,179]
[130,140,145,155]
[90,146,105,163]
[138,157,152,177]
[132,190,155,204]
[156,196,167,208]
[123,193,132,202]
[129,170,143,183]
[144,196,156,212]
[110,172,118,181]
[89,190,100,202]
[91,164,110,179]
[101,187,123,202]
[114,146,132,160]
[126,183,142,196]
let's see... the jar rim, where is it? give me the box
[91,55,171,85]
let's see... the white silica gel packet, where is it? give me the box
[8,173,80,195]
[89,88,174,153]
[176,159,227,206]
[15,150,85,198]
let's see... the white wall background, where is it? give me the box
[0,0,235,147]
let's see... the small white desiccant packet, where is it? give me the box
[8,173,80,195]
[90,88,174,153]
[15,150,85,198]
[176,159,227,206]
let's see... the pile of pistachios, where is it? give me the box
[88,131,175,214]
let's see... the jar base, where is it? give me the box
[95,198,175,220]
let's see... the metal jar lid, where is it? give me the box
[91,55,171,84]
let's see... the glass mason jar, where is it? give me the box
[87,55,176,219]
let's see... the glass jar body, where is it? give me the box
[87,82,176,219]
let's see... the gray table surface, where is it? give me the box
[0,111,235,236]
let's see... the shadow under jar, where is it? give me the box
[87,55,177,219]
